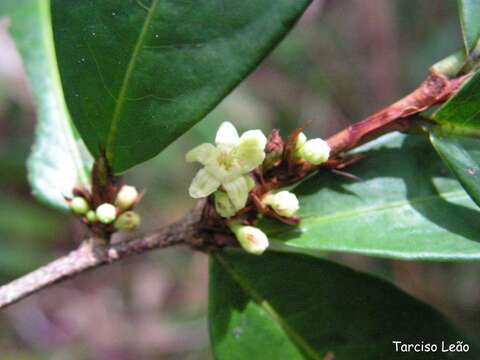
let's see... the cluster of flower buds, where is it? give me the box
[68,185,141,232]
[294,132,331,165]
[186,121,332,256]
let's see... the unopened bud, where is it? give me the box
[114,211,141,231]
[293,132,307,159]
[86,210,97,223]
[230,223,269,255]
[245,175,256,191]
[70,196,89,215]
[296,132,307,150]
[263,190,299,217]
[300,138,330,165]
[115,185,139,210]
[214,191,237,218]
[96,203,117,224]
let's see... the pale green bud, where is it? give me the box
[115,185,138,210]
[245,175,256,191]
[86,210,97,223]
[263,190,299,217]
[114,211,141,231]
[300,138,330,165]
[96,203,117,224]
[293,132,307,159]
[296,132,307,149]
[214,191,237,218]
[70,196,89,215]
[230,223,269,255]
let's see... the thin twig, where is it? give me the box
[326,71,468,155]
[0,206,204,309]
[0,71,470,310]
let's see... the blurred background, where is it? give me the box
[1,1,479,359]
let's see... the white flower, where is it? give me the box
[263,190,299,217]
[300,138,330,165]
[186,122,266,211]
[96,203,117,224]
[230,223,269,255]
[115,185,138,210]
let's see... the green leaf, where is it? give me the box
[209,250,479,359]
[433,71,480,131]
[458,0,480,53]
[51,0,312,173]
[1,0,91,210]
[430,131,480,207]
[261,134,480,261]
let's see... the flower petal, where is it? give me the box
[223,176,249,211]
[236,130,267,172]
[185,143,219,165]
[188,168,221,198]
[239,129,267,150]
[215,121,239,147]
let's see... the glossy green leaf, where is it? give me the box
[209,251,479,359]
[433,70,480,131]
[0,0,91,210]
[261,134,480,261]
[51,0,312,173]
[458,0,480,53]
[430,131,480,207]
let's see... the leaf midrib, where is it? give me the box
[299,189,468,227]
[105,0,160,166]
[215,254,323,360]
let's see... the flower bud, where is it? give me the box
[296,132,307,150]
[300,138,330,165]
[293,132,307,159]
[86,210,97,223]
[70,196,89,215]
[114,211,141,231]
[230,223,269,255]
[245,175,256,191]
[96,203,117,224]
[115,185,139,210]
[263,190,299,217]
[214,191,237,218]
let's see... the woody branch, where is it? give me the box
[0,70,468,310]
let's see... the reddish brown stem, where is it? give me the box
[326,71,469,156]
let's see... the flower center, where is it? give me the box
[217,150,234,170]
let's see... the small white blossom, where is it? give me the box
[96,203,117,224]
[230,223,269,255]
[263,190,299,217]
[300,138,330,165]
[115,185,138,210]
[186,122,266,212]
